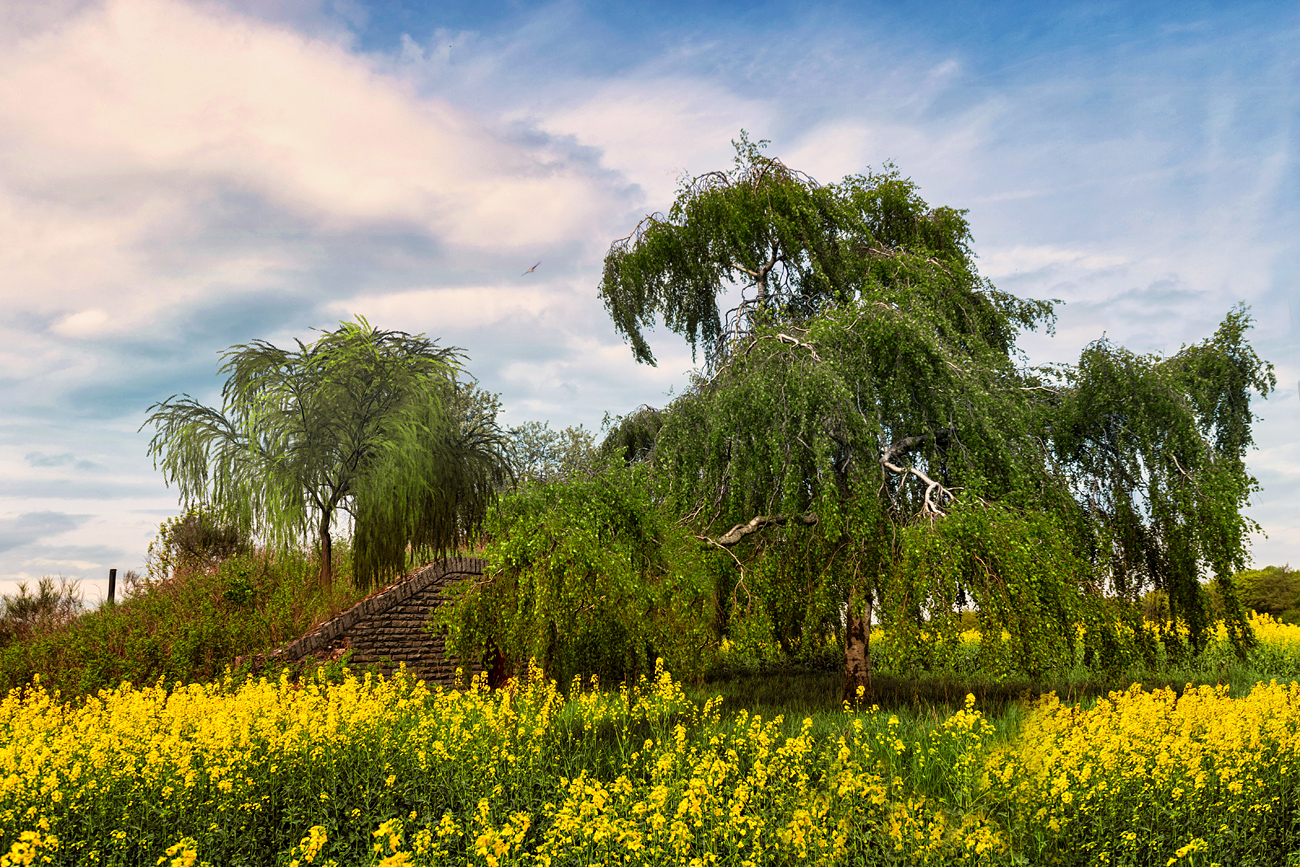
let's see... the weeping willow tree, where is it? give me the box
[1049,310,1275,652]
[143,318,510,589]
[599,136,1274,696]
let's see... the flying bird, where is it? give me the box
[522,261,541,275]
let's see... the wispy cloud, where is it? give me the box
[23,452,98,471]
[0,511,88,555]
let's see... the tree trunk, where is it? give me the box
[844,586,873,704]
[318,510,334,589]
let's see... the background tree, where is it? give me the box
[598,137,1273,696]
[505,420,598,484]
[1233,564,1299,621]
[1049,312,1275,651]
[144,505,252,580]
[143,318,510,589]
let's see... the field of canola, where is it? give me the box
[3,615,1300,867]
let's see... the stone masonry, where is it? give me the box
[277,556,487,687]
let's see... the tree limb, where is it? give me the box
[702,513,819,547]
[1171,454,1203,495]
[881,454,954,517]
[880,429,951,466]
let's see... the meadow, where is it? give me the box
[3,613,1300,867]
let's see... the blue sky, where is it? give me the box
[1,0,1296,603]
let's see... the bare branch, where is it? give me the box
[740,331,823,362]
[881,459,954,517]
[1171,454,1203,495]
[881,431,940,466]
[706,513,819,547]
[773,333,821,360]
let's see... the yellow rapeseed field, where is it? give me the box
[1,614,1299,865]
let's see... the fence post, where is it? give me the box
[108,568,116,605]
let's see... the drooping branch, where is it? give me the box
[699,513,820,547]
[881,460,953,516]
[880,428,956,516]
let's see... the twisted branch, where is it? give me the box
[700,513,820,547]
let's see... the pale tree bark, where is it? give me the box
[705,513,818,546]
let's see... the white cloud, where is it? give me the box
[535,77,772,207]
[327,282,562,332]
[0,0,625,324]
[976,245,1130,279]
[51,309,112,338]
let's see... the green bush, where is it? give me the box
[144,504,252,581]
[439,459,714,687]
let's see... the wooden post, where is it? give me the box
[108,568,116,605]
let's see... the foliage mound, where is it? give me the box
[0,548,364,699]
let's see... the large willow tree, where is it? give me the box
[599,136,1273,696]
[143,318,510,589]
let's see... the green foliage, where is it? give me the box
[598,405,664,466]
[893,503,1090,677]
[0,548,364,698]
[1235,564,1300,619]
[351,379,512,584]
[439,461,714,685]
[142,317,510,589]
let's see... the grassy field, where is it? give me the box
[3,555,1300,866]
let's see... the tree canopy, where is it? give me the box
[505,420,598,485]
[596,136,1274,696]
[143,318,510,589]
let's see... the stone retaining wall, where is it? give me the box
[279,556,486,687]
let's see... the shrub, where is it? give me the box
[143,505,252,581]
[439,459,714,687]
[0,577,83,647]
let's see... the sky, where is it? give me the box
[1,0,1297,604]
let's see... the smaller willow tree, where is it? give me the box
[143,318,510,589]
[598,136,1274,696]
